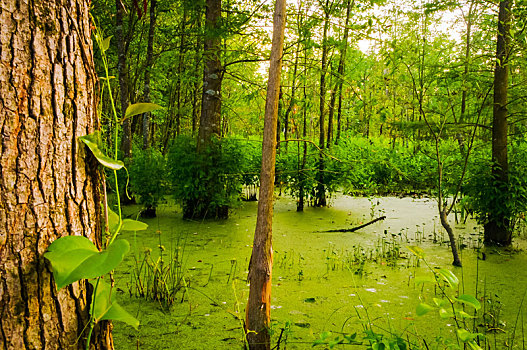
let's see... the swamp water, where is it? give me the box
[112,195,527,349]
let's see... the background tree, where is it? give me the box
[0,0,112,348]
[485,0,512,245]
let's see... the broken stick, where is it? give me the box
[322,215,387,233]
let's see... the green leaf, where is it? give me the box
[90,279,139,329]
[439,307,454,319]
[108,209,120,234]
[457,329,479,342]
[80,135,124,170]
[45,236,99,289]
[467,340,484,350]
[406,246,425,259]
[438,268,459,289]
[123,103,163,121]
[433,298,449,308]
[456,294,481,310]
[101,36,112,52]
[122,219,148,231]
[457,310,475,319]
[45,237,130,289]
[416,303,434,316]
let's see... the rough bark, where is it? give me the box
[186,0,226,219]
[246,0,286,348]
[485,0,511,246]
[197,0,223,152]
[0,0,112,348]
[142,0,157,149]
[191,4,204,137]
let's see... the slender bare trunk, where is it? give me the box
[246,1,286,349]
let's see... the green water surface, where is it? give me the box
[112,195,527,349]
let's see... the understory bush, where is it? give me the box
[463,142,527,233]
[166,136,249,219]
[129,146,167,217]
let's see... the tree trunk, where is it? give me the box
[0,0,112,348]
[439,210,462,267]
[191,8,203,136]
[283,43,300,152]
[187,0,225,219]
[246,0,286,349]
[176,6,188,138]
[327,75,336,149]
[485,0,511,246]
[297,67,308,212]
[460,1,474,125]
[197,0,223,151]
[336,0,352,144]
[143,0,157,149]
[116,0,132,159]
[315,0,331,207]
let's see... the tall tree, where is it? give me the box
[245,0,286,348]
[315,0,333,207]
[335,0,353,143]
[0,0,112,348]
[485,0,512,245]
[143,0,157,149]
[116,0,133,158]
[197,0,223,151]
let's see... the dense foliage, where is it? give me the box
[90,0,527,233]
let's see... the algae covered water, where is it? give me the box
[112,195,527,349]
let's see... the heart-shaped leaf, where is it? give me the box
[439,307,454,319]
[45,236,99,289]
[123,103,163,122]
[80,135,124,170]
[101,36,112,52]
[122,219,148,231]
[438,268,459,289]
[108,208,120,234]
[456,294,481,310]
[90,279,139,329]
[45,237,129,289]
[416,303,434,316]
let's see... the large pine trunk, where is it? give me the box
[0,0,112,348]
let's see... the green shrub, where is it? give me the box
[464,142,527,232]
[129,147,167,217]
[166,136,247,219]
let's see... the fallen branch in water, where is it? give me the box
[321,216,387,233]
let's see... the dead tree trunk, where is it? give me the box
[246,0,286,349]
